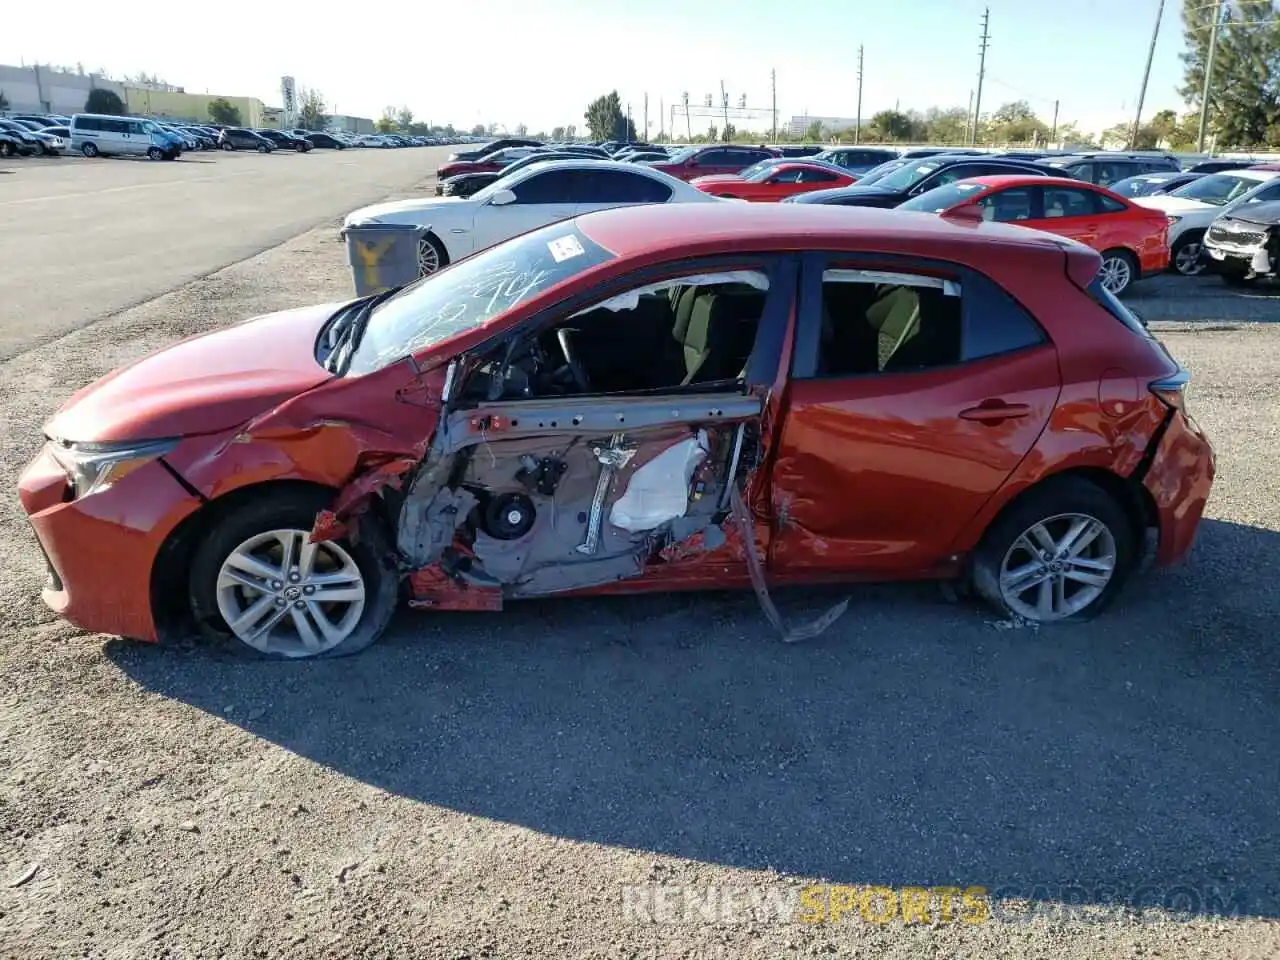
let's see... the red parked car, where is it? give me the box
[644,144,779,181]
[692,159,859,201]
[20,204,1213,658]
[898,175,1171,296]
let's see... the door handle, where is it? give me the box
[958,401,1032,422]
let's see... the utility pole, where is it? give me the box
[965,89,973,144]
[682,91,691,141]
[972,6,990,145]
[643,92,649,143]
[659,97,664,141]
[626,101,632,141]
[771,68,777,143]
[720,79,729,140]
[1197,0,1223,153]
[855,45,864,144]
[1130,0,1166,149]
[1051,99,1060,142]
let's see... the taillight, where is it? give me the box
[1150,368,1191,413]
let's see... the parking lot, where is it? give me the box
[0,152,1278,960]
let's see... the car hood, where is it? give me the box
[344,196,471,227]
[1224,200,1280,226]
[1134,195,1215,214]
[46,302,343,444]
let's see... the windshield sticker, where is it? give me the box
[548,235,585,262]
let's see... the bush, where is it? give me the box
[84,88,125,115]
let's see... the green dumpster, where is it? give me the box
[341,221,426,296]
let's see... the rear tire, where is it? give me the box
[971,476,1135,623]
[257,143,270,154]
[1098,249,1138,296]
[221,142,235,151]
[81,142,99,158]
[188,489,399,660]
[0,142,14,158]
[418,232,448,276]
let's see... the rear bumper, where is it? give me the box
[1142,411,1215,566]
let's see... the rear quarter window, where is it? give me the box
[1087,277,1151,336]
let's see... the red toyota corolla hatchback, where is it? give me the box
[19,204,1214,658]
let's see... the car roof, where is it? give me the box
[576,202,1072,263]
[960,174,1102,190]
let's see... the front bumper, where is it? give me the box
[1142,410,1215,566]
[1202,236,1276,278]
[17,445,204,642]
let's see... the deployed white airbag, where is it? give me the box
[609,431,709,533]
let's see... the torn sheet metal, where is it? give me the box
[729,485,849,643]
[610,430,709,533]
[407,564,503,611]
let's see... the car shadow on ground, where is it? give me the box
[109,517,1280,917]
[1131,274,1280,322]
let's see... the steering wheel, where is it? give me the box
[556,328,591,392]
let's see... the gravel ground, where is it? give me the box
[1,185,1278,959]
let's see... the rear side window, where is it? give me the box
[1095,193,1128,213]
[1087,277,1151,337]
[575,169,671,203]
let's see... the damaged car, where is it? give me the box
[18,204,1215,659]
[1201,199,1280,287]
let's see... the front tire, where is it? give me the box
[188,490,399,659]
[1171,232,1207,276]
[0,141,14,158]
[971,476,1135,623]
[1098,249,1138,296]
[147,146,164,161]
[257,143,270,153]
[221,142,235,151]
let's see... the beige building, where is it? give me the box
[122,87,270,127]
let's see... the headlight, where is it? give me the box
[47,438,179,498]
[1166,215,1182,225]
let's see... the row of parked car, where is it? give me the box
[403,138,1280,295]
[0,112,448,160]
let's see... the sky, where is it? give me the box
[3,0,1189,137]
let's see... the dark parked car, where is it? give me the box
[0,119,63,155]
[436,151,586,197]
[219,128,275,152]
[1042,153,1181,186]
[1202,200,1280,286]
[1108,172,1206,198]
[448,137,543,162]
[257,129,313,152]
[304,132,347,150]
[814,147,899,174]
[1186,159,1257,174]
[777,145,825,158]
[900,147,985,159]
[0,130,38,157]
[784,156,1063,208]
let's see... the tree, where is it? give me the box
[867,109,913,141]
[985,100,1048,143]
[1180,0,1280,147]
[376,107,397,134]
[514,122,528,136]
[85,88,126,115]
[803,120,824,141]
[922,106,969,143]
[470,123,485,136]
[722,122,736,142]
[566,124,577,139]
[298,87,327,131]
[584,91,636,141]
[551,125,566,140]
[0,90,8,112]
[395,106,414,130]
[1148,108,1180,144]
[207,97,241,125]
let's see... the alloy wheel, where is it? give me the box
[1175,242,1205,276]
[418,236,441,275]
[1099,255,1132,294]
[998,513,1117,621]
[215,529,367,658]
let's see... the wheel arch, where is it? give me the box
[423,229,452,268]
[973,465,1158,569]
[149,479,341,641]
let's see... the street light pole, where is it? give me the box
[1197,0,1223,153]
[855,45,864,145]
[1129,0,1166,149]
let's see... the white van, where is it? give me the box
[70,114,178,160]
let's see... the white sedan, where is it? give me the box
[343,159,723,276]
[1134,169,1280,275]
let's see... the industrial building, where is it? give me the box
[787,115,861,137]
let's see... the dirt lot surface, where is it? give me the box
[1,162,1278,959]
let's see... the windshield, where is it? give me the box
[738,159,779,180]
[874,159,945,191]
[898,181,987,212]
[347,222,616,375]
[1169,173,1261,206]
[664,146,696,164]
[856,158,910,185]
